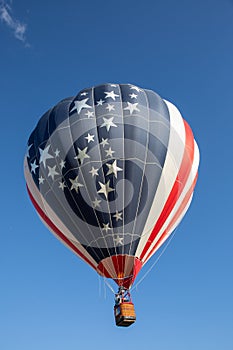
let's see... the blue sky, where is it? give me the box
[1,0,233,349]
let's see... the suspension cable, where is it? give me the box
[103,277,115,294]
[131,229,177,292]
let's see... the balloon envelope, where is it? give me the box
[25,83,199,288]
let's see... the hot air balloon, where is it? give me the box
[24,83,199,327]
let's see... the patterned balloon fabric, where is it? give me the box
[25,83,199,289]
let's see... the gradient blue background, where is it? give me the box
[1,1,232,349]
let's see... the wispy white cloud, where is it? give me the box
[0,1,29,45]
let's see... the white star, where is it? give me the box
[101,117,117,131]
[102,223,111,232]
[130,85,142,92]
[104,90,119,100]
[85,110,94,118]
[100,138,109,148]
[30,160,38,174]
[106,103,115,112]
[85,133,95,143]
[54,148,60,157]
[69,176,84,193]
[39,145,54,167]
[92,197,101,208]
[89,166,99,177]
[124,102,140,115]
[106,160,122,178]
[60,159,66,169]
[97,99,104,106]
[74,147,90,164]
[113,235,124,246]
[113,211,123,221]
[97,180,114,199]
[38,176,45,184]
[59,181,67,191]
[48,165,59,180]
[70,98,92,114]
[105,147,115,158]
[26,144,32,158]
[129,93,137,99]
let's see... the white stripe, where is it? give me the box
[124,255,136,278]
[96,257,118,279]
[135,100,186,257]
[24,157,98,268]
[143,195,193,266]
[142,140,199,263]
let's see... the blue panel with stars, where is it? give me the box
[26,83,171,264]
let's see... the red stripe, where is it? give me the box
[144,172,198,263]
[26,184,97,271]
[97,256,142,289]
[112,256,142,289]
[140,120,195,260]
[96,263,112,279]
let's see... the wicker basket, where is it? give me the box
[114,302,136,327]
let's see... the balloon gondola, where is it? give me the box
[114,287,136,327]
[24,83,199,326]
